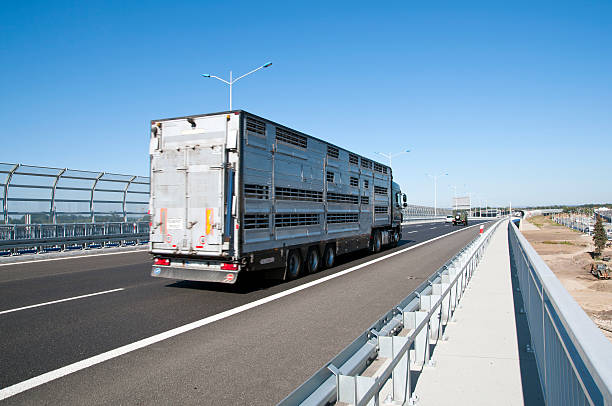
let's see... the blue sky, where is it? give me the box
[1,1,611,207]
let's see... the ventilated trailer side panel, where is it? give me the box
[240,113,391,255]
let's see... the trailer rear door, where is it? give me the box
[150,113,238,256]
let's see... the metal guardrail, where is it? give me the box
[279,219,502,405]
[0,222,149,255]
[508,221,612,405]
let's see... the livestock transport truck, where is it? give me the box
[149,111,407,284]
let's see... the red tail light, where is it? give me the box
[220,263,238,271]
[154,258,170,266]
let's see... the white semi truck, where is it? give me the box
[149,111,407,283]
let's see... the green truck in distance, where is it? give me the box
[452,210,468,226]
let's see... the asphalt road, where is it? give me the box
[0,220,493,405]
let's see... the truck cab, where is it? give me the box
[392,182,406,226]
[391,181,407,244]
[452,210,468,226]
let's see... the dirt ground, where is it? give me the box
[521,216,612,343]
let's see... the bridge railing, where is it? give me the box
[0,222,149,255]
[402,204,452,217]
[509,221,612,405]
[0,162,150,256]
[0,162,149,224]
[278,219,502,405]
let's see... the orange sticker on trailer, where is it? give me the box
[206,209,213,235]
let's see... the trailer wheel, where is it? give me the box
[285,250,302,280]
[370,231,382,253]
[306,248,321,274]
[323,245,335,269]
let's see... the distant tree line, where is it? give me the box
[516,203,611,214]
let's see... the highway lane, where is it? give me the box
[0,220,492,403]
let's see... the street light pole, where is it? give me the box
[202,62,272,110]
[427,172,448,216]
[376,149,410,168]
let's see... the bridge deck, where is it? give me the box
[413,222,544,405]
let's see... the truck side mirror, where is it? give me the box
[402,194,407,203]
[403,203,407,207]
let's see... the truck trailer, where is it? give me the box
[149,111,407,283]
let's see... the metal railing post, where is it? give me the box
[3,164,19,224]
[90,172,104,223]
[123,175,136,223]
[50,168,66,224]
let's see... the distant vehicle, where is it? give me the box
[452,211,468,226]
[148,111,407,284]
[590,262,610,280]
[445,215,453,223]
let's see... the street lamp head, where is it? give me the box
[201,74,211,78]
[263,62,273,68]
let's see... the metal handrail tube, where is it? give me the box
[508,222,612,405]
[279,219,502,405]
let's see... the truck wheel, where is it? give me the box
[306,248,321,274]
[323,245,335,269]
[285,250,302,280]
[391,229,400,248]
[370,231,382,253]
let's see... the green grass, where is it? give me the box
[542,240,575,245]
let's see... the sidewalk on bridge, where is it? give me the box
[412,220,543,405]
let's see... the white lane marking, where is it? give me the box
[0,249,147,267]
[406,231,418,234]
[0,222,485,401]
[0,288,125,316]
[429,227,437,229]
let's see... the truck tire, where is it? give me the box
[370,231,382,253]
[285,249,302,280]
[392,228,401,247]
[306,248,321,274]
[323,245,335,269]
